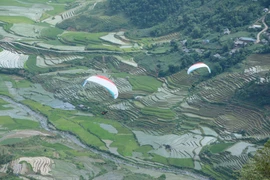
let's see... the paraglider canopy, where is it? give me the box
[83,75,118,99]
[187,62,211,74]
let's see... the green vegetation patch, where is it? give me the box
[74,116,139,156]
[124,173,156,180]
[0,116,39,130]
[21,99,140,155]
[0,0,29,7]
[202,164,228,180]
[151,154,168,165]
[40,27,64,40]
[0,16,34,24]
[60,31,107,45]
[21,99,106,149]
[167,158,194,168]
[134,145,153,157]
[148,45,171,54]
[127,75,162,92]
[53,118,106,149]
[220,31,252,42]
[208,143,235,154]
[14,79,32,88]
[22,0,74,3]
[86,44,121,51]
[0,99,10,110]
[41,141,72,151]
[141,107,176,119]
[150,154,194,168]
[0,138,24,145]
[24,55,50,73]
[111,134,139,156]
[0,74,13,96]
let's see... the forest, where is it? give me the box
[58,0,269,37]
[107,0,270,37]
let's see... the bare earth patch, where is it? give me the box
[102,139,120,155]
[0,130,53,142]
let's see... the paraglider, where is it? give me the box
[187,62,211,74]
[83,75,118,99]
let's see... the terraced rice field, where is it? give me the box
[0,50,28,68]
[12,156,54,175]
[134,131,217,159]
[36,54,84,67]
[0,0,269,176]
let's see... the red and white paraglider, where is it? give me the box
[187,62,211,75]
[83,75,118,99]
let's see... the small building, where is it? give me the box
[230,48,240,55]
[239,37,256,43]
[202,39,210,44]
[234,39,246,47]
[78,104,84,108]
[263,8,269,13]
[181,39,187,46]
[249,24,262,29]
[195,48,204,54]
[223,28,231,35]
[213,53,224,59]
[182,47,190,53]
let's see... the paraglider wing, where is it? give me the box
[187,62,211,74]
[83,75,118,99]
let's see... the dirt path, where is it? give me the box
[255,12,269,44]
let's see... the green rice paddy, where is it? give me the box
[0,16,34,24]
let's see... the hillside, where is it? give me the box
[58,0,269,37]
[0,0,270,180]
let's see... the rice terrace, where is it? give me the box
[0,0,270,179]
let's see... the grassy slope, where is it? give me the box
[20,99,140,155]
[0,116,39,130]
[0,16,34,24]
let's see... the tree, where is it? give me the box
[191,26,202,38]
[158,174,166,180]
[239,140,270,180]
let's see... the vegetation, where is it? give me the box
[167,158,194,168]
[0,16,34,24]
[24,55,51,74]
[20,99,140,155]
[106,0,269,37]
[0,0,270,179]
[208,143,235,154]
[141,107,176,119]
[0,116,39,130]
[108,0,181,28]
[127,75,162,92]
[56,13,130,32]
[235,79,270,106]
[40,27,64,40]
[239,140,270,180]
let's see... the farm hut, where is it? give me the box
[239,37,256,43]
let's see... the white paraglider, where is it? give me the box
[83,75,118,99]
[187,62,211,74]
